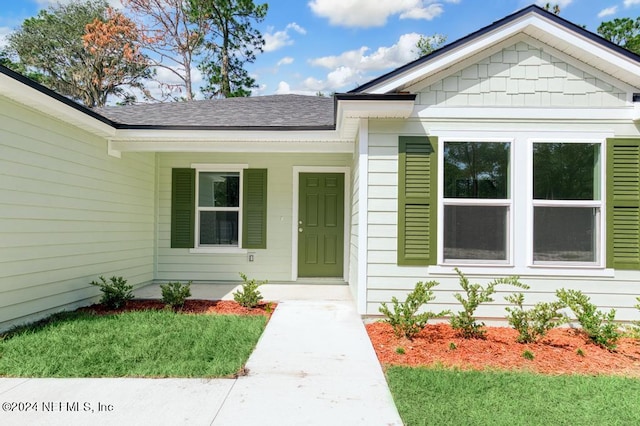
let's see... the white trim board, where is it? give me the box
[357,120,369,314]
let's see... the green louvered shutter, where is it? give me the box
[171,168,195,248]
[397,136,438,266]
[243,169,268,249]
[607,138,640,269]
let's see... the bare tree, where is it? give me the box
[123,0,208,100]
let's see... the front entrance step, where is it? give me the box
[293,278,347,286]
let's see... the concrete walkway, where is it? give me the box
[0,285,403,426]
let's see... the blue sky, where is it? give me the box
[1,0,640,98]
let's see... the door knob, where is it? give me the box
[298,228,303,232]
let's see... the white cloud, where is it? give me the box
[277,57,294,66]
[0,27,11,49]
[287,23,307,35]
[400,4,443,20]
[625,0,640,6]
[274,80,318,96]
[263,22,307,53]
[275,81,291,94]
[598,6,618,18]
[154,66,202,86]
[138,65,204,100]
[301,32,423,92]
[309,33,422,72]
[308,0,450,28]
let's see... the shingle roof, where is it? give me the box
[94,94,335,129]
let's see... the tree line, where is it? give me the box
[1,0,266,107]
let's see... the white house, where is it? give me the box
[2,5,640,330]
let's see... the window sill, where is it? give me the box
[189,247,247,254]
[428,265,615,278]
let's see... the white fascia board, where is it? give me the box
[525,19,640,84]
[335,99,415,139]
[416,107,635,121]
[110,128,344,142]
[0,74,116,138]
[337,99,415,119]
[367,14,640,94]
[109,135,354,154]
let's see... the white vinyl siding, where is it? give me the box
[0,96,156,331]
[365,116,640,321]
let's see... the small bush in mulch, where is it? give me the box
[79,299,276,317]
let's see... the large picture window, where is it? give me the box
[442,141,511,263]
[532,142,601,264]
[197,171,240,246]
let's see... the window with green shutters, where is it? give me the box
[170,167,267,250]
[607,138,640,270]
[397,133,620,271]
[397,136,438,266]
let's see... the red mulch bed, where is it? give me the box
[366,322,640,376]
[79,299,275,317]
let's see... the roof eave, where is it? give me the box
[335,93,416,118]
[351,5,640,94]
[0,65,118,137]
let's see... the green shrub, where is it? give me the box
[633,297,640,337]
[450,268,527,339]
[505,293,567,343]
[90,276,134,309]
[379,281,450,339]
[160,281,192,310]
[522,350,535,360]
[556,288,620,350]
[233,273,266,308]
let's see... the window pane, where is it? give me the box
[534,207,597,262]
[533,143,600,200]
[444,205,508,261]
[198,172,240,207]
[200,211,239,245]
[444,142,510,199]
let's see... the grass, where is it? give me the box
[386,366,640,426]
[0,310,267,377]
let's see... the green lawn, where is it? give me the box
[0,310,266,377]
[386,366,640,426]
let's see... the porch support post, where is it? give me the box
[357,119,369,314]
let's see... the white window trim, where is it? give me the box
[438,137,515,266]
[526,139,605,268]
[190,163,248,254]
[430,130,613,276]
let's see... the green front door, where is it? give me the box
[298,173,344,277]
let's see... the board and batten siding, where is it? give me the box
[0,96,156,331]
[365,118,640,321]
[157,152,351,282]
